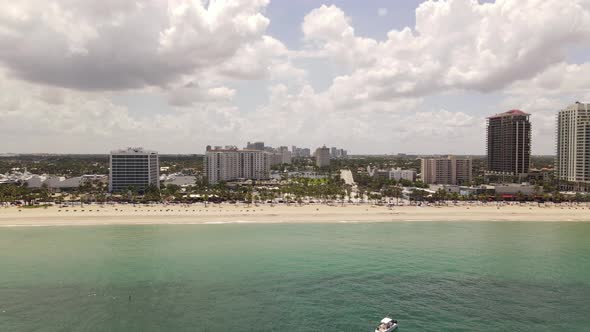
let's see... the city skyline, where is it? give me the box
[0,0,589,154]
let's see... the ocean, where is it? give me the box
[1,222,589,331]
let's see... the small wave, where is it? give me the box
[203,220,255,225]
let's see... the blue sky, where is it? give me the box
[266,0,424,47]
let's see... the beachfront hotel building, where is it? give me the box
[486,110,531,178]
[315,146,331,167]
[556,102,590,191]
[421,156,472,185]
[205,146,271,184]
[109,147,160,193]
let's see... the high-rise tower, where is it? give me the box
[486,110,531,177]
[556,102,590,191]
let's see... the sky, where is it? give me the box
[0,0,589,155]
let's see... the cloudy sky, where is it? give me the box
[1,0,589,155]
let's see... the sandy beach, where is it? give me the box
[1,202,590,226]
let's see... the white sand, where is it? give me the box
[1,203,589,226]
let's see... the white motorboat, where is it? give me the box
[375,317,398,332]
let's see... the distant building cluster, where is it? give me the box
[201,142,349,184]
[8,102,590,196]
[245,142,316,166]
[480,101,590,192]
[270,146,292,165]
[291,146,311,158]
[329,147,348,159]
[416,102,587,191]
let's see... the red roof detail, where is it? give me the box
[488,109,530,119]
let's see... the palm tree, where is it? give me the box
[391,186,403,205]
[410,189,427,205]
[358,189,365,204]
[345,186,352,203]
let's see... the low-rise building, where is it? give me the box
[528,168,554,182]
[493,183,538,196]
[0,172,107,191]
[161,174,197,187]
[367,166,389,178]
[459,185,495,197]
[429,184,460,194]
[389,168,416,182]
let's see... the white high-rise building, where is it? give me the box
[205,146,271,184]
[109,147,159,192]
[315,146,331,167]
[556,102,590,191]
[421,156,472,185]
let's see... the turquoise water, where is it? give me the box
[1,222,589,331]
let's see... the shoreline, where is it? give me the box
[1,203,590,226]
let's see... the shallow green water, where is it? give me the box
[1,222,589,331]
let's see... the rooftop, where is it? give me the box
[206,148,267,153]
[565,102,590,111]
[488,109,530,119]
[110,147,158,155]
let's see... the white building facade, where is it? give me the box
[205,147,271,184]
[109,147,160,192]
[556,102,590,191]
[389,168,416,182]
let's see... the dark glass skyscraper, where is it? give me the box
[486,110,531,177]
[109,147,160,193]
